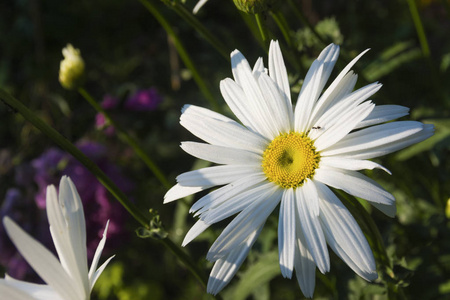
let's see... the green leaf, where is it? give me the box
[231,251,280,300]
[395,123,450,161]
[362,42,422,81]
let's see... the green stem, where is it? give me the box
[161,0,229,60]
[0,88,149,228]
[0,88,210,289]
[78,87,171,190]
[406,0,430,58]
[270,11,292,47]
[140,0,220,112]
[406,0,444,104]
[255,13,269,45]
[239,11,266,50]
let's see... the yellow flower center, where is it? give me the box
[262,132,320,189]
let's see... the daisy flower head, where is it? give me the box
[164,40,434,297]
[0,176,114,300]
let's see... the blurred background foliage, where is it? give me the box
[0,0,449,299]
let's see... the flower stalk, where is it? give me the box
[140,0,221,112]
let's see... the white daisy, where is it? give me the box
[0,176,114,300]
[164,40,434,297]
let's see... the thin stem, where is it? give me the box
[0,88,149,228]
[0,88,210,289]
[406,0,444,103]
[406,0,430,58]
[239,11,266,50]
[78,87,171,190]
[255,13,269,45]
[140,0,220,112]
[162,0,229,60]
[270,11,292,47]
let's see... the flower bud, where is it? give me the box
[59,44,85,90]
[232,0,276,14]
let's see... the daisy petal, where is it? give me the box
[200,182,277,224]
[252,57,265,78]
[89,255,115,291]
[0,280,38,300]
[294,218,316,298]
[309,82,381,142]
[207,226,263,295]
[56,177,89,293]
[313,49,369,116]
[268,40,293,120]
[314,167,395,206]
[2,276,61,300]
[278,188,296,278]
[3,217,81,300]
[295,44,340,132]
[231,50,280,138]
[88,220,110,285]
[181,142,262,165]
[371,202,397,217]
[322,121,424,159]
[181,104,268,154]
[259,72,293,133]
[309,71,358,126]
[177,165,261,187]
[314,101,375,151]
[182,219,211,247]
[355,105,409,129]
[316,182,377,281]
[191,173,266,215]
[207,186,282,260]
[164,184,212,203]
[320,157,391,174]
[295,180,330,273]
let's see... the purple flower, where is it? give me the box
[95,113,115,136]
[125,88,162,111]
[31,141,132,258]
[0,188,49,281]
[101,94,119,110]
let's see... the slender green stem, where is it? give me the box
[255,13,269,44]
[406,0,444,103]
[270,11,292,47]
[239,11,266,50]
[0,88,149,228]
[161,0,229,60]
[78,87,171,190]
[140,0,220,112]
[406,0,430,58]
[0,88,210,289]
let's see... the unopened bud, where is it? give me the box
[59,44,85,90]
[233,0,276,14]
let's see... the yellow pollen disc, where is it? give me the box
[262,132,320,189]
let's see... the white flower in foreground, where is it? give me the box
[164,40,434,297]
[0,176,113,300]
